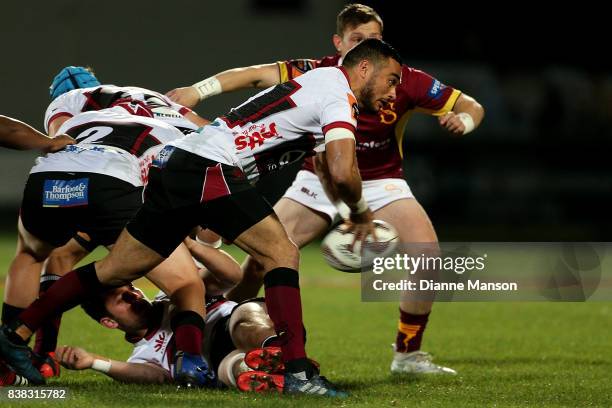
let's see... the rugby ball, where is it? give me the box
[321,220,399,272]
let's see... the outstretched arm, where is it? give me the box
[166,63,281,108]
[56,345,170,384]
[0,115,74,152]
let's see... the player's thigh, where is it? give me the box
[374,198,438,244]
[95,229,166,285]
[44,237,93,276]
[16,216,55,261]
[278,170,335,246]
[274,198,330,247]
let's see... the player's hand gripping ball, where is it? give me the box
[321,220,399,272]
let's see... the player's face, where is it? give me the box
[359,58,402,113]
[336,21,383,58]
[104,284,152,332]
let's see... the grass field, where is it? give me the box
[0,233,611,407]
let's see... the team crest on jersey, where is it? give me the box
[42,178,89,207]
[379,102,397,125]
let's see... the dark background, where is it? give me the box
[0,1,609,240]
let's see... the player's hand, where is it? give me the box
[165,87,200,109]
[438,112,465,135]
[346,208,377,250]
[55,345,94,370]
[44,134,75,153]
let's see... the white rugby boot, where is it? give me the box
[390,345,457,375]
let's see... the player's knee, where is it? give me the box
[253,239,299,271]
[273,239,300,268]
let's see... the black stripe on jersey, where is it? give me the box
[66,121,160,157]
[222,80,301,128]
[82,88,126,111]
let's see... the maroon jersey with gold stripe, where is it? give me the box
[278,55,461,180]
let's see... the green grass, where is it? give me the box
[0,233,611,407]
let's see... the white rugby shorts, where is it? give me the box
[282,170,414,222]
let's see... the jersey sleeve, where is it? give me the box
[320,79,358,135]
[43,90,82,133]
[126,345,152,365]
[404,68,462,116]
[277,59,321,83]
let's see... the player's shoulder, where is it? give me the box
[397,65,442,93]
[292,67,351,104]
[295,66,348,88]
[400,64,430,80]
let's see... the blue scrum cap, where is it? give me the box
[49,66,101,99]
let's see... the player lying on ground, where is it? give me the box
[0,236,241,387]
[1,66,210,380]
[0,115,74,152]
[167,3,484,375]
[56,282,305,393]
[0,39,402,397]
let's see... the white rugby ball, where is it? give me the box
[321,220,399,272]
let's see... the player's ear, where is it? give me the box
[100,317,119,329]
[358,59,371,79]
[332,34,343,53]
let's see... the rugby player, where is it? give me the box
[0,105,210,386]
[1,66,210,379]
[167,3,484,374]
[56,283,293,392]
[0,39,402,396]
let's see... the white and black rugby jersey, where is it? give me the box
[127,298,236,377]
[31,107,185,187]
[44,85,199,135]
[169,67,358,181]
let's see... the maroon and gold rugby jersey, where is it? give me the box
[278,55,461,180]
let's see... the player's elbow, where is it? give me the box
[329,165,354,191]
[473,101,485,123]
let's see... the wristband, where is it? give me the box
[92,359,112,373]
[349,197,368,215]
[457,112,475,134]
[192,77,222,101]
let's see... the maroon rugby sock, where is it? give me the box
[33,275,62,355]
[18,263,105,335]
[171,311,205,356]
[263,268,307,370]
[395,308,430,353]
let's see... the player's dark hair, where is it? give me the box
[336,3,383,36]
[81,291,111,322]
[342,38,402,68]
